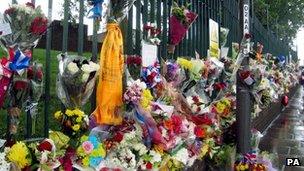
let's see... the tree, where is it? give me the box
[254,0,304,45]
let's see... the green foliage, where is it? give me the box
[0,49,93,140]
[254,0,304,45]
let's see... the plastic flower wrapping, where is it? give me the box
[56,53,100,109]
[54,109,89,138]
[169,2,197,52]
[0,2,48,52]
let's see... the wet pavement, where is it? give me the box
[259,87,304,171]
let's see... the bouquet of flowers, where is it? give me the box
[54,109,89,138]
[5,142,32,170]
[126,55,142,80]
[169,2,197,53]
[0,2,48,52]
[26,61,43,134]
[28,139,62,171]
[57,53,100,108]
[76,135,106,169]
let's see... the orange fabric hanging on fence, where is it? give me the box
[93,23,124,125]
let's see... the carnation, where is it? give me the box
[67,62,79,75]
[172,148,189,165]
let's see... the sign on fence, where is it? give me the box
[209,19,219,58]
[243,4,250,35]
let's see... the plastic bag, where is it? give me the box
[56,53,100,108]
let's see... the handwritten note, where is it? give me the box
[142,41,158,67]
[0,23,12,36]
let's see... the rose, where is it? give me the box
[30,17,48,35]
[37,139,53,152]
[194,126,205,138]
[82,141,94,154]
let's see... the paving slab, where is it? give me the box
[259,88,304,170]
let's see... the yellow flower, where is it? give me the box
[97,144,106,157]
[76,117,82,123]
[54,111,62,120]
[72,124,80,131]
[80,135,89,142]
[73,108,84,117]
[177,58,193,70]
[76,146,85,157]
[7,142,31,169]
[82,156,90,167]
[65,109,74,117]
[140,89,153,109]
[200,144,209,158]
[215,102,226,114]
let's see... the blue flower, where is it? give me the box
[88,135,99,148]
[89,157,103,168]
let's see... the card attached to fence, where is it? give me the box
[142,41,158,67]
[0,23,12,36]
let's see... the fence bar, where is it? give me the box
[78,0,84,55]
[162,0,168,59]
[126,6,133,55]
[150,0,155,22]
[143,0,148,39]
[90,19,98,112]
[62,0,70,53]
[44,0,53,138]
[135,0,141,55]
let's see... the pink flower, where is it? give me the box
[82,141,94,154]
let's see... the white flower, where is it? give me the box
[81,61,100,73]
[172,148,189,165]
[40,151,50,164]
[133,143,148,156]
[150,150,162,163]
[67,62,79,75]
[82,73,90,82]
[0,152,10,170]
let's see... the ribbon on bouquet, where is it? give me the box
[134,106,165,147]
[9,49,31,75]
[141,62,162,88]
[0,49,31,108]
[0,58,13,107]
[87,0,104,18]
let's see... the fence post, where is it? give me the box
[236,0,252,154]
[78,0,84,55]
[62,0,70,53]
[44,0,53,138]
[90,19,98,112]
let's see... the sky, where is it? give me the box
[0,0,304,65]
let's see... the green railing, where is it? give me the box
[3,0,296,140]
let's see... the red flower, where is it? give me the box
[14,80,28,90]
[191,114,213,126]
[112,132,124,142]
[4,7,15,15]
[194,126,205,138]
[37,140,53,152]
[126,55,142,66]
[146,162,153,169]
[239,70,251,80]
[26,2,35,9]
[171,115,183,134]
[192,96,200,103]
[27,66,43,81]
[244,33,252,39]
[30,17,48,35]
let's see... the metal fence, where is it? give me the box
[5,0,295,140]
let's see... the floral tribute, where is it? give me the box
[0,3,48,140]
[1,2,48,51]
